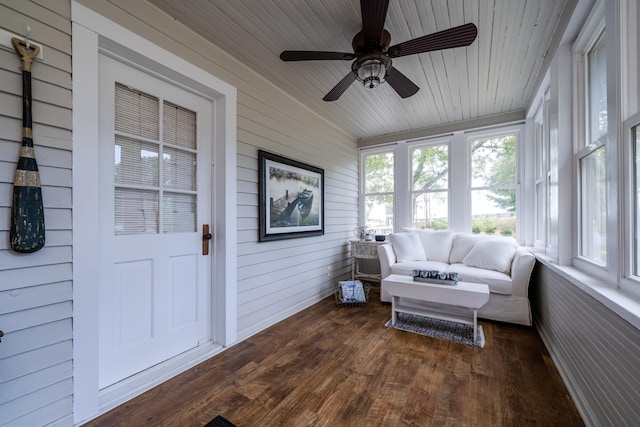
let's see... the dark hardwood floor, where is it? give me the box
[86,287,584,426]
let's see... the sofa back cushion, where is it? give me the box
[450,233,518,263]
[461,239,518,274]
[449,233,484,264]
[413,230,455,263]
[389,232,426,262]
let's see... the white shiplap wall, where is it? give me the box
[0,1,73,426]
[531,264,640,427]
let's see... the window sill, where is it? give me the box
[533,250,640,330]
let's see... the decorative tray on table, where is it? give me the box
[412,269,459,286]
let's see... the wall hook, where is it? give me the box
[25,26,31,50]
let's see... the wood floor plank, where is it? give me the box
[85,288,584,427]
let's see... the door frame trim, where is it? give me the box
[71,2,237,423]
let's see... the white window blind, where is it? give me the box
[113,84,198,235]
[115,83,159,139]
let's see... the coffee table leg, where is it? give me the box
[473,309,478,343]
[391,296,397,325]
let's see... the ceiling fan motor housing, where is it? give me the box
[351,29,392,54]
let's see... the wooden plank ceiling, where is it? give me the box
[148,0,575,141]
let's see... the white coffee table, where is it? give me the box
[383,274,490,343]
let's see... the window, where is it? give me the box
[359,127,521,239]
[631,121,640,276]
[470,134,518,237]
[534,96,550,248]
[113,83,198,235]
[363,151,394,234]
[578,31,607,264]
[410,143,448,230]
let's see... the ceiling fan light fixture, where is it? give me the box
[356,58,388,90]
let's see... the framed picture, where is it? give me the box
[258,150,324,242]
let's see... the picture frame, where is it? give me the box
[258,150,324,242]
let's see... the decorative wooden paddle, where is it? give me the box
[10,37,45,253]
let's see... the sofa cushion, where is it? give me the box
[413,230,455,263]
[390,260,450,276]
[389,232,426,262]
[462,239,517,274]
[445,263,513,295]
[449,233,518,264]
[449,233,483,264]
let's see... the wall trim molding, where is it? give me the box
[357,110,526,148]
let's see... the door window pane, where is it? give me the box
[115,83,159,139]
[163,193,196,233]
[163,147,196,190]
[114,136,159,187]
[163,101,196,149]
[115,189,158,234]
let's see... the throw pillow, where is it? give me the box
[389,232,426,263]
[414,230,455,263]
[462,239,517,274]
[449,233,483,264]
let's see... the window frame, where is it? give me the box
[360,146,396,234]
[407,137,451,231]
[572,6,611,276]
[578,30,608,266]
[533,93,551,250]
[466,126,522,239]
[622,112,640,297]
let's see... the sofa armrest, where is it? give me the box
[510,247,536,298]
[377,243,395,280]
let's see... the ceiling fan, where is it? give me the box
[280,0,478,101]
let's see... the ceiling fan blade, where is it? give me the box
[386,67,419,98]
[388,23,478,58]
[361,0,390,44]
[280,51,356,61]
[323,72,356,101]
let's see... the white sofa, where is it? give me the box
[377,230,536,326]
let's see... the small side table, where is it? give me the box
[350,239,387,282]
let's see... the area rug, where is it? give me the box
[385,312,485,348]
[205,415,236,427]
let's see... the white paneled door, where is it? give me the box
[98,55,212,389]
